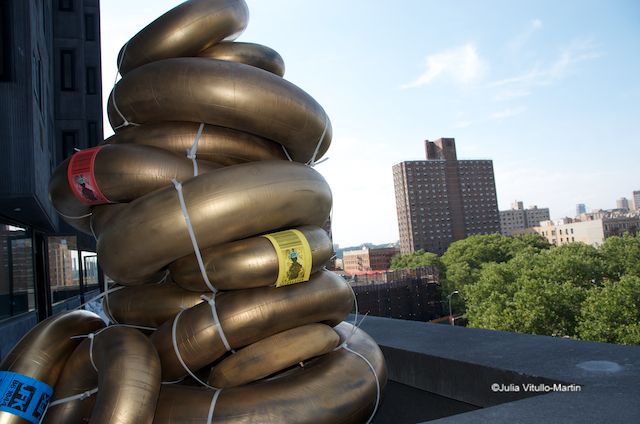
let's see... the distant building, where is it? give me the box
[616,198,630,211]
[500,201,550,236]
[343,246,400,275]
[531,214,639,246]
[631,191,640,211]
[393,138,500,255]
[576,204,587,216]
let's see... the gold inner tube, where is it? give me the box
[208,323,340,388]
[117,0,249,74]
[151,270,353,381]
[0,311,104,424]
[103,122,286,165]
[107,57,332,163]
[48,143,219,232]
[170,225,333,291]
[103,281,204,328]
[44,327,162,424]
[153,322,387,424]
[96,160,332,285]
[199,41,286,77]
[43,339,96,424]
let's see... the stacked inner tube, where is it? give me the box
[1,1,388,423]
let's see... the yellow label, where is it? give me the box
[263,229,312,287]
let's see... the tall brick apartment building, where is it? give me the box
[393,138,500,255]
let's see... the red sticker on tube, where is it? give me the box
[67,146,111,205]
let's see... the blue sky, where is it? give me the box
[100,0,640,247]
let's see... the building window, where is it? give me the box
[86,66,97,94]
[60,49,75,91]
[87,121,99,146]
[61,130,77,159]
[1,223,36,321]
[0,0,11,81]
[84,13,96,41]
[58,0,74,11]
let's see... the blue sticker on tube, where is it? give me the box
[0,371,53,424]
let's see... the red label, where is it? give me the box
[67,146,111,205]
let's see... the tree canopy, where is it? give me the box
[390,249,442,271]
[390,232,640,345]
[454,233,640,344]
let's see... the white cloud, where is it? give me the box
[507,18,543,52]
[492,38,603,89]
[401,43,488,89]
[490,106,527,120]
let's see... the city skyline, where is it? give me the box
[100,0,640,247]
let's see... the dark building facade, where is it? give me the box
[0,0,103,358]
[393,138,500,255]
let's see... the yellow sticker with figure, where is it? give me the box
[263,229,312,287]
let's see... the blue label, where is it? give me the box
[0,371,53,424]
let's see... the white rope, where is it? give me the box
[102,282,120,324]
[312,156,329,166]
[332,278,368,350]
[57,211,93,220]
[187,123,205,177]
[207,389,222,424]
[69,332,98,372]
[170,309,220,390]
[306,115,329,166]
[74,285,124,313]
[89,212,98,241]
[201,294,233,352]
[48,387,98,407]
[161,377,186,385]
[112,41,139,130]
[281,145,293,161]
[171,179,217,293]
[113,323,157,331]
[344,345,381,424]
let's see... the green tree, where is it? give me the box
[390,250,441,271]
[529,243,608,288]
[464,243,602,338]
[600,233,640,279]
[466,262,587,337]
[440,233,550,298]
[464,261,521,330]
[577,275,640,344]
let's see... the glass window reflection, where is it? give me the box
[48,235,81,303]
[1,223,36,321]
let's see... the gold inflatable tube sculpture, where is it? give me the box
[97,160,332,285]
[0,311,104,424]
[170,225,333,291]
[153,322,386,423]
[48,144,219,234]
[103,281,203,328]
[89,204,128,237]
[151,270,353,381]
[103,122,286,166]
[44,327,161,424]
[43,339,96,424]
[199,41,286,77]
[117,0,249,74]
[88,327,161,424]
[208,323,340,388]
[107,58,332,163]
